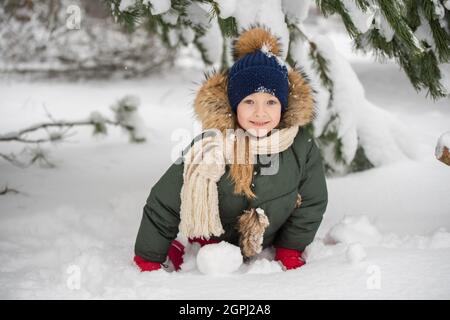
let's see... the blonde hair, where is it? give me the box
[227,120,256,200]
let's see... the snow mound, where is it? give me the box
[435,131,450,159]
[243,259,283,274]
[346,243,367,264]
[430,228,450,249]
[196,242,243,275]
[381,228,450,249]
[302,240,348,262]
[326,215,382,246]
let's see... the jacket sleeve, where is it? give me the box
[134,158,184,263]
[273,135,328,252]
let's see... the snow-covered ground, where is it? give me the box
[1,29,450,299]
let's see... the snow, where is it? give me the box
[414,10,437,52]
[341,0,375,33]
[161,9,178,25]
[0,0,169,78]
[372,5,396,42]
[215,0,237,19]
[281,0,311,23]
[445,0,450,10]
[346,243,367,264]
[432,0,446,18]
[260,44,287,68]
[243,258,283,274]
[326,215,383,246]
[232,0,290,61]
[305,34,422,174]
[1,14,450,300]
[110,95,147,142]
[144,0,172,15]
[435,131,450,159]
[196,242,243,275]
[185,2,223,65]
[439,63,450,94]
[255,85,276,96]
[119,0,137,12]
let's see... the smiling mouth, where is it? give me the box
[250,120,270,126]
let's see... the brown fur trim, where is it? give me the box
[193,71,237,133]
[295,193,302,208]
[236,208,270,259]
[232,26,282,61]
[193,68,315,133]
[278,68,316,129]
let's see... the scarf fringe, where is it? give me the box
[179,126,299,239]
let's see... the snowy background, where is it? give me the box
[1,1,450,299]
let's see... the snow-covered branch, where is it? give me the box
[0,95,146,168]
[0,95,146,145]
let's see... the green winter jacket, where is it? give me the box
[135,68,328,263]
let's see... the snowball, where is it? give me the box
[326,215,382,246]
[346,243,367,264]
[196,241,243,275]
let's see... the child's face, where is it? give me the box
[236,92,282,137]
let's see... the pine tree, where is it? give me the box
[103,0,450,175]
[317,0,450,100]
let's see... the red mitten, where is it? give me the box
[133,255,162,272]
[188,237,220,247]
[167,239,185,271]
[274,246,306,270]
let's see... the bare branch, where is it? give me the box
[0,145,56,168]
[0,152,28,168]
[0,118,118,143]
[0,185,20,196]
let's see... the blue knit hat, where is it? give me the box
[227,28,289,114]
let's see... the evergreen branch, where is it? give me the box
[420,0,450,62]
[316,0,360,38]
[378,0,424,55]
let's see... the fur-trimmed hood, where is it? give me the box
[193,27,316,133]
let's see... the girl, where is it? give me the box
[133,27,328,272]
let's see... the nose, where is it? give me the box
[254,101,267,118]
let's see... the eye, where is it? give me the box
[267,99,278,105]
[243,99,254,104]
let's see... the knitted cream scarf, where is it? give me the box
[179,125,299,239]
